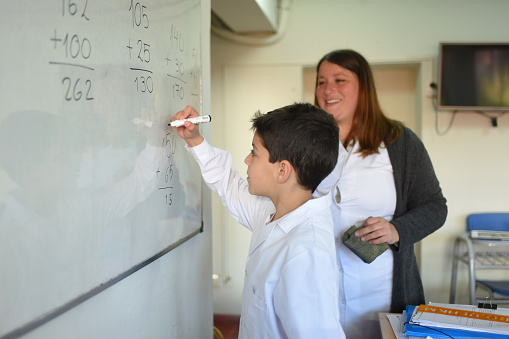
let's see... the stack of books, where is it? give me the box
[403,303,509,338]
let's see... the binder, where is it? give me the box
[403,305,509,338]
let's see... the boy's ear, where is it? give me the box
[277,160,293,183]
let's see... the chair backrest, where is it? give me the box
[467,213,509,232]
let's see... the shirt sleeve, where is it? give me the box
[186,140,274,231]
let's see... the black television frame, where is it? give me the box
[437,42,509,112]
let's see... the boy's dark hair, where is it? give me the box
[251,102,339,192]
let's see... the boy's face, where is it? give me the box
[244,132,279,197]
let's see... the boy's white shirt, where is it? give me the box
[187,140,345,339]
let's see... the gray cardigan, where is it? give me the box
[386,126,447,312]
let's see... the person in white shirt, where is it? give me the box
[314,49,447,338]
[173,103,346,339]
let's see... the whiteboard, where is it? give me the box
[0,0,203,336]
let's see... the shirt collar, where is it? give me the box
[248,195,332,256]
[274,195,332,233]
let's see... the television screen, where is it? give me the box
[438,43,509,111]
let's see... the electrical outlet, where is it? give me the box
[426,81,437,98]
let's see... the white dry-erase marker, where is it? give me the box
[133,118,154,128]
[169,115,211,127]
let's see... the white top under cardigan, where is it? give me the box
[316,140,396,339]
[187,140,345,339]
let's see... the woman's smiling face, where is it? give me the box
[316,60,359,129]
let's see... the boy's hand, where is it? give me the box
[172,105,204,147]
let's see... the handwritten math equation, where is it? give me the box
[48,0,202,210]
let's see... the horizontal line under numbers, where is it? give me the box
[49,61,94,71]
[130,67,153,74]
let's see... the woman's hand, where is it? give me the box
[355,217,400,245]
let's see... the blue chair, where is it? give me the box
[450,213,509,305]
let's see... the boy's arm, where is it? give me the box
[173,106,274,230]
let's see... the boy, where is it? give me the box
[173,103,345,338]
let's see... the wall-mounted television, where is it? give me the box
[438,42,509,111]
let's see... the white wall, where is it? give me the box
[210,0,509,314]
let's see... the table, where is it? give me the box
[379,312,398,339]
